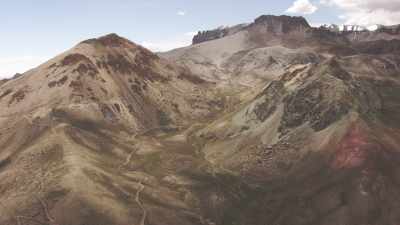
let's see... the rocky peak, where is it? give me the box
[80,33,139,49]
[251,15,311,34]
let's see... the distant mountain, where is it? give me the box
[1,15,400,225]
[162,15,400,88]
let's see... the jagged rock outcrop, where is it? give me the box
[192,28,229,45]
[192,24,248,45]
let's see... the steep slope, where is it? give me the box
[195,55,400,225]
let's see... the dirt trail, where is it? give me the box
[135,181,146,225]
[119,146,138,170]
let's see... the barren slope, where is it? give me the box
[2,15,400,225]
[0,34,223,225]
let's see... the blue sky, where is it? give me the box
[1,0,400,78]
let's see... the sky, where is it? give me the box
[1,0,400,78]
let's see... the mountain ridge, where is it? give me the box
[1,14,400,225]
[192,15,400,45]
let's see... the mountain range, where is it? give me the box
[1,15,400,225]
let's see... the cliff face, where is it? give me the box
[251,15,311,34]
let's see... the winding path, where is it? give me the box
[135,182,146,225]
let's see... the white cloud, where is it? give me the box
[0,56,48,79]
[184,31,197,37]
[286,0,318,15]
[141,32,194,52]
[310,22,325,27]
[177,11,186,16]
[321,0,400,26]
